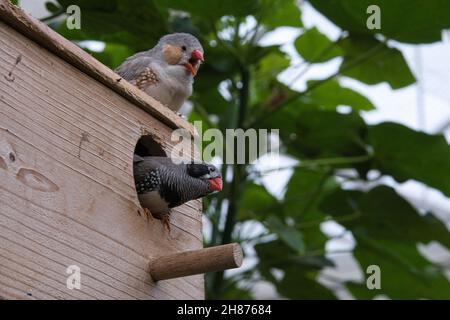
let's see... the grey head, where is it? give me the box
[154,33,204,76]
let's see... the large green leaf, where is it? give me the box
[254,239,334,299]
[294,27,343,62]
[286,109,368,159]
[256,0,302,28]
[255,240,334,272]
[194,43,241,93]
[339,36,416,89]
[278,267,336,299]
[192,86,233,123]
[369,122,450,197]
[348,239,450,299]
[321,186,450,247]
[307,79,375,111]
[284,169,331,220]
[250,49,290,112]
[238,183,279,220]
[265,215,306,254]
[56,0,167,51]
[257,50,291,77]
[283,169,335,250]
[309,0,450,44]
[320,186,450,299]
[45,1,62,13]
[260,107,370,175]
[156,0,259,20]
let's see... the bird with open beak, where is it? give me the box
[115,33,204,112]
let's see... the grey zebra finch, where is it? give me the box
[115,33,204,112]
[133,156,222,232]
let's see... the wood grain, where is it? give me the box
[0,18,204,300]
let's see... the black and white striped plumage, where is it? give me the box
[133,156,222,221]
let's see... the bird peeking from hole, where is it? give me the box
[115,33,204,113]
[133,156,222,233]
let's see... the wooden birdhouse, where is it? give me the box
[0,1,241,300]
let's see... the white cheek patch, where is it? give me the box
[200,173,211,179]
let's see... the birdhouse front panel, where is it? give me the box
[0,14,203,300]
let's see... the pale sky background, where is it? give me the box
[19,0,450,299]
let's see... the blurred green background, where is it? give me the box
[15,0,450,299]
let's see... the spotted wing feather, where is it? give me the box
[115,51,158,90]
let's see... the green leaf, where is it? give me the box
[283,169,336,250]
[260,107,370,169]
[278,267,336,299]
[286,109,368,159]
[319,189,363,218]
[206,276,253,299]
[194,43,241,93]
[156,0,259,20]
[168,15,200,35]
[250,49,290,110]
[238,183,278,220]
[254,239,335,298]
[348,239,450,299]
[369,122,450,197]
[321,186,450,247]
[294,27,343,62]
[284,169,331,220]
[309,0,450,44]
[321,185,450,299]
[265,215,305,254]
[308,79,375,110]
[45,1,62,13]
[255,240,334,271]
[55,0,168,51]
[193,86,232,120]
[257,50,290,79]
[257,0,302,28]
[339,36,416,89]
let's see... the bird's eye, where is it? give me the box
[181,45,187,51]
[209,167,215,172]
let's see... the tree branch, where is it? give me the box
[251,153,373,177]
[210,63,251,296]
[287,33,346,87]
[40,9,65,23]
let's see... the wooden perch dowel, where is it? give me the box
[149,243,243,281]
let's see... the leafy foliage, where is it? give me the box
[309,0,450,44]
[56,0,168,51]
[294,27,343,63]
[307,79,374,111]
[369,122,450,197]
[339,36,416,89]
[41,0,450,299]
[321,186,450,299]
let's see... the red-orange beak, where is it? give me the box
[184,49,204,76]
[209,177,223,192]
[191,49,204,62]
